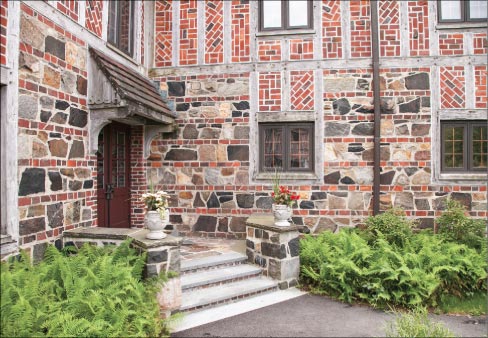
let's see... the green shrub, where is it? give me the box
[385,310,456,337]
[362,208,414,248]
[436,199,487,252]
[1,241,167,337]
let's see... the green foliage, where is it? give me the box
[436,199,487,252]
[385,309,456,337]
[1,241,167,337]
[437,292,487,316]
[362,208,414,248]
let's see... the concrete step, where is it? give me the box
[180,251,248,274]
[179,276,278,312]
[181,264,263,291]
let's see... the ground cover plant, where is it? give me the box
[1,241,168,337]
[385,309,456,338]
[300,202,487,311]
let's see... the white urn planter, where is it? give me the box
[145,209,169,240]
[272,204,292,227]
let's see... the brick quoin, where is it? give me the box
[440,66,465,109]
[322,0,342,59]
[155,0,173,67]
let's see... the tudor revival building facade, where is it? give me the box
[1,0,487,258]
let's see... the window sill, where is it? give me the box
[255,172,319,182]
[436,22,487,31]
[437,172,488,183]
[256,29,316,38]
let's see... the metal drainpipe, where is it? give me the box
[371,0,381,215]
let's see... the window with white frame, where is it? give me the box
[259,0,313,32]
[108,0,136,57]
[438,0,487,23]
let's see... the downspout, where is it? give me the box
[370,0,381,215]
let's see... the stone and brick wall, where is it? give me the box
[0,0,7,66]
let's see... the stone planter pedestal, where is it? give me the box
[246,214,301,290]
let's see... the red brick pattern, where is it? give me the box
[290,39,314,60]
[349,1,371,58]
[129,126,146,228]
[290,71,314,111]
[56,0,78,21]
[85,0,102,38]
[205,1,224,64]
[379,0,400,57]
[473,33,487,55]
[258,40,281,62]
[179,0,198,66]
[439,33,464,56]
[475,65,487,109]
[140,2,144,64]
[0,0,7,66]
[408,1,429,56]
[155,0,173,67]
[322,0,342,59]
[440,66,465,109]
[231,0,250,63]
[259,72,281,111]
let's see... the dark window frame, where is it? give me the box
[258,0,313,32]
[437,0,487,23]
[259,122,315,173]
[441,120,488,173]
[107,1,136,57]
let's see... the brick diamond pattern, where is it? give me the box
[231,0,250,63]
[379,0,400,57]
[0,0,7,66]
[350,1,371,58]
[84,0,102,38]
[155,0,173,67]
[290,71,315,111]
[56,0,78,21]
[322,0,342,59]
[439,33,464,56]
[180,0,198,66]
[408,1,429,56]
[258,40,281,62]
[290,39,313,60]
[440,67,465,109]
[473,33,487,55]
[475,66,487,109]
[205,1,224,64]
[259,72,282,112]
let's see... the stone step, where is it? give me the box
[179,277,278,312]
[181,264,263,292]
[180,252,248,274]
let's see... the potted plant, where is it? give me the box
[271,174,299,226]
[140,189,170,239]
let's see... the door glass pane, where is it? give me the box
[443,126,464,168]
[97,130,104,189]
[288,1,309,27]
[262,1,282,28]
[472,125,487,168]
[289,127,310,169]
[440,1,462,20]
[113,132,126,187]
[264,127,283,169]
[469,0,488,19]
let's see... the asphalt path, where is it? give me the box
[172,294,487,337]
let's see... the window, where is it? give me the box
[438,0,487,23]
[259,0,313,31]
[259,123,314,172]
[441,121,487,173]
[108,0,135,57]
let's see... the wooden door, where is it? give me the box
[97,123,131,228]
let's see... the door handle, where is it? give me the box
[106,184,114,200]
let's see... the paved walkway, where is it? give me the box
[172,293,487,337]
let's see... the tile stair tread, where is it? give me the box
[180,251,247,272]
[180,277,278,311]
[181,264,262,290]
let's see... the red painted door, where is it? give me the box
[97,123,131,228]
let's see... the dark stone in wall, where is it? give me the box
[233,101,250,110]
[40,96,54,109]
[48,171,62,191]
[357,79,369,90]
[255,255,266,267]
[352,122,374,136]
[49,139,68,157]
[404,167,418,176]
[404,73,429,90]
[255,229,263,238]
[19,168,45,196]
[19,217,45,236]
[411,124,430,136]
[262,242,286,259]
[77,76,87,95]
[324,171,340,184]
[236,194,254,208]
[415,199,430,210]
[421,96,430,108]
[333,98,351,115]
[32,242,48,264]
[200,128,221,139]
[356,106,374,114]
[268,259,281,279]
[167,82,186,96]
[289,238,300,257]
[68,140,85,159]
[68,107,88,128]
[69,180,82,191]
[311,192,327,200]
[291,217,303,226]
[55,100,70,110]
[380,98,395,114]
[340,176,355,184]
[170,214,183,224]
[45,36,65,60]
[229,217,247,232]
[165,149,197,161]
[451,192,472,210]
[300,201,314,209]
[83,180,93,189]
[219,196,233,203]
[207,192,220,208]
[218,217,228,232]
[47,202,63,228]
[246,239,255,249]
[147,250,168,264]
[40,110,52,122]
[193,192,206,207]
[324,122,350,136]
[176,103,190,111]
[227,145,249,161]
[380,171,396,185]
[348,144,365,152]
[256,196,273,209]
[51,112,67,124]
[193,215,217,232]
[418,218,434,229]
[399,97,420,114]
